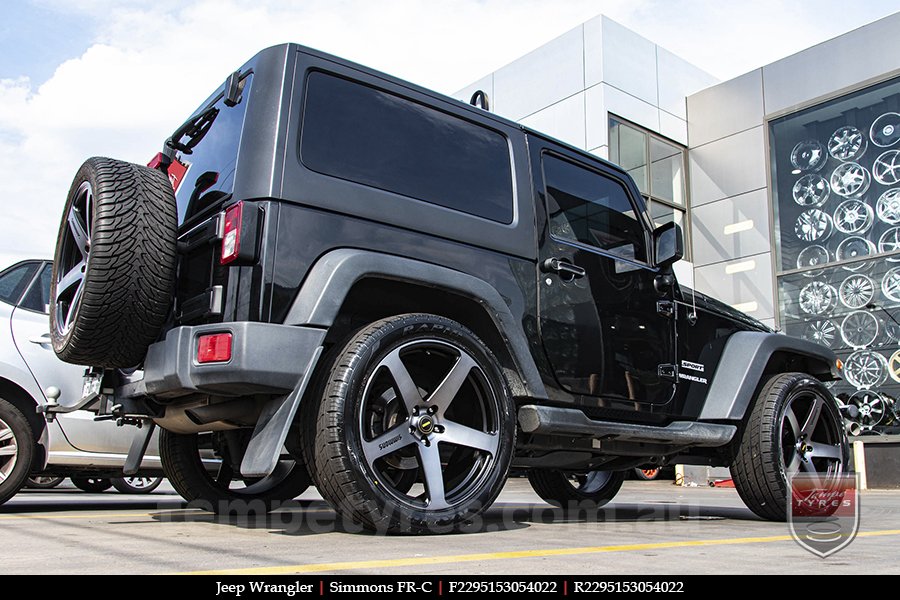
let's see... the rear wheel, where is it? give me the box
[634,467,661,481]
[731,372,849,521]
[71,477,112,493]
[313,314,516,533]
[0,399,34,506]
[50,157,178,368]
[528,469,625,510]
[159,429,310,515]
[111,476,163,494]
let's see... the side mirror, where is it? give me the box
[653,221,684,268]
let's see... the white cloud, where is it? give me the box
[1,0,898,268]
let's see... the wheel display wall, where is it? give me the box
[770,76,900,435]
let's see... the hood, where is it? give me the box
[677,286,772,332]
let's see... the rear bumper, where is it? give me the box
[139,322,326,398]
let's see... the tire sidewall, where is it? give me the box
[336,315,515,532]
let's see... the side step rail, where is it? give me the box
[518,405,736,448]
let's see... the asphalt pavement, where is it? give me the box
[3,479,898,574]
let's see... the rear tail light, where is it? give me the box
[221,202,243,265]
[197,333,233,363]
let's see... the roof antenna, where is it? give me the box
[469,90,490,111]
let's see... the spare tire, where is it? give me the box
[50,157,178,368]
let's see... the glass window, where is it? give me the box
[609,117,689,258]
[20,263,52,312]
[0,262,39,306]
[300,71,514,224]
[172,74,253,226]
[769,75,900,433]
[543,154,647,263]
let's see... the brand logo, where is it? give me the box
[788,473,859,558]
[680,360,705,373]
[378,434,403,451]
[418,417,435,435]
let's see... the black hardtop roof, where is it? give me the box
[245,43,631,181]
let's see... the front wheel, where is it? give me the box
[528,469,625,510]
[312,314,516,534]
[731,372,849,521]
[71,477,112,492]
[159,429,311,515]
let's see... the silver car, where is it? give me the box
[0,259,162,505]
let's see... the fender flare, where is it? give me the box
[698,331,840,421]
[283,248,547,399]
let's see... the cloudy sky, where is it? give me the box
[1,0,899,267]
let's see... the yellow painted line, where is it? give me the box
[0,512,158,521]
[180,529,900,575]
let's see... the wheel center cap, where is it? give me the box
[416,415,435,435]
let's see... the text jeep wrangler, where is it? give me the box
[47,44,848,533]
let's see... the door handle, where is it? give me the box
[542,257,586,280]
[30,334,52,345]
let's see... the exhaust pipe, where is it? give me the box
[845,420,862,437]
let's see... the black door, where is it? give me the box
[535,150,676,405]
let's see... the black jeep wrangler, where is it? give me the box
[48,44,848,533]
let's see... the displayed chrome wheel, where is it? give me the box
[792,175,830,207]
[828,126,867,161]
[871,112,900,148]
[802,319,836,348]
[791,140,829,172]
[843,350,888,389]
[799,281,837,315]
[840,310,879,348]
[847,390,887,430]
[882,267,900,303]
[836,236,875,271]
[878,227,900,261]
[794,209,833,242]
[830,162,870,198]
[832,199,873,235]
[873,150,900,186]
[797,245,830,276]
[886,321,900,343]
[839,274,875,309]
[876,189,900,224]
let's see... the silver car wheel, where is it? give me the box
[840,310,879,348]
[828,126,867,161]
[870,112,900,148]
[833,199,873,234]
[843,350,888,389]
[792,174,830,206]
[794,209,833,242]
[802,319,836,348]
[839,274,875,309]
[797,244,830,276]
[876,189,900,224]
[830,162,871,198]
[799,281,837,315]
[873,150,900,186]
[0,416,18,484]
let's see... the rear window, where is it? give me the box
[299,71,514,224]
[172,74,253,225]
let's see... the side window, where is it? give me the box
[300,71,514,224]
[20,263,52,313]
[0,263,39,306]
[542,154,647,263]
